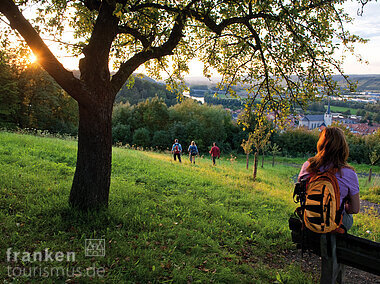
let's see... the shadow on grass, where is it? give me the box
[42,205,125,234]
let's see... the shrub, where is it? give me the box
[112,123,132,144]
[274,128,318,157]
[132,127,151,148]
[152,130,170,150]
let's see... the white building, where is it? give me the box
[299,103,332,130]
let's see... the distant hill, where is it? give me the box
[115,75,178,106]
[332,74,380,92]
[133,73,159,84]
[70,70,158,83]
[185,74,380,93]
[69,70,380,94]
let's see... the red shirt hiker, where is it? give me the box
[209,143,220,165]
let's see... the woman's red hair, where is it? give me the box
[307,127,352,173]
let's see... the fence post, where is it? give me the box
[320,234,345,284]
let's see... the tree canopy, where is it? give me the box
[0,50,78,132]
[0,0,365,120]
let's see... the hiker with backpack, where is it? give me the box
[294,127,361,283]
[171,139,182,163]
[188,141,199,164]
[297,127,360,233]
[209,142,220,166]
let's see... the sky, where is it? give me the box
[336,1,380,75]
[35,1,380,76]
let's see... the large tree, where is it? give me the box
[0,0,365,209]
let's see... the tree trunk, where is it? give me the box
[261,151,264,168]
[253,151,258,181]
[246,153,249,170]
[368,167,372,183]
[69,102,113,210]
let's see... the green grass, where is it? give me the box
[325,105,376,117]
[0,132,378,283]
[327,105,357,114]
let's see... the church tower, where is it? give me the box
[324,99,332,126]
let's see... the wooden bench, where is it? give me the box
[289,219,380,283]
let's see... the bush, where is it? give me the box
[168,121,188,144]
[152,130,170,150]
[274,128,318,157]
[132,127,151,148]
[112,124,132,144]
[113,102,133,126]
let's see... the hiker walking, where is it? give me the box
[209,142,220,166]
[171,139,182,163]
[188,141,199,164]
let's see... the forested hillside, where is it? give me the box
[116,75,178,106]
[187,75,380,93]
[0,52,78,134]
[333,74,380,92]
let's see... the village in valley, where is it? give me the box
[184,75,380,136]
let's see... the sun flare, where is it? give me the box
[29,54,37,63]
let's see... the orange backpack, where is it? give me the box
[303,169,345,233]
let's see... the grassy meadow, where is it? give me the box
[325,105,377,117]
[0,131,379,283]
[327,105,359,115]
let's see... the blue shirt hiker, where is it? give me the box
[188,141,199,164]
[171,139,182,163]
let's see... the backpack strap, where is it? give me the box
[326,167,348,233]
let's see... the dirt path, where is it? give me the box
[360,199,380,216]
[286,249,380,283]
[284,199,379,283]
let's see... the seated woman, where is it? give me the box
[298,127,360,231]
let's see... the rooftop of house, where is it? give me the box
[347,123,379,135]
[301,114,325,122]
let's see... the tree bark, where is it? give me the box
[69,102,113,210]
[253,151,258,181]
[246,153,249,169]
[368,167,372,183]
[261,151,264,168]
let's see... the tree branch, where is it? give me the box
[130,2,179,14]
[80,0,101,12]
[79,0,119,89]
[111,13,185,95]
[117,25,150,48]
[0,0,91,106]
[188,9,276,35]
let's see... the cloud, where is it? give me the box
[339,1,380,74]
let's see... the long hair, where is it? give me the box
[307,127,352,173]
[191,141,195,146]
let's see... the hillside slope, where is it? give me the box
[333,74,380,92]
[0,132,378,282]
